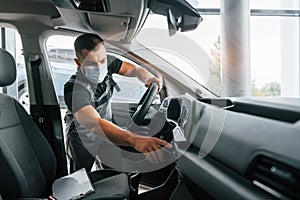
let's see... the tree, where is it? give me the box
[208,36,221,96]
[251,80,281,96]
[261,81,281,96]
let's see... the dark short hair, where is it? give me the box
[74,33,104,57]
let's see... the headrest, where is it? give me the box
[0,48,16,87]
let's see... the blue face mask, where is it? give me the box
[84,64,108,83]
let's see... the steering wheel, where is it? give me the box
[131,82,158,126]
[120,82,176,168]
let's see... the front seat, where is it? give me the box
[0,48,139,199]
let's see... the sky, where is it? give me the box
[47,36,76,49]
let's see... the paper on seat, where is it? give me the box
[52,168,94,200]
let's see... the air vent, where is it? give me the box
[247,156,300,199]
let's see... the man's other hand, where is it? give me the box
[130,135,172,164]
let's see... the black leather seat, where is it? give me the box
[0,48,139,199]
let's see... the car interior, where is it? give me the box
[0,0,300,200]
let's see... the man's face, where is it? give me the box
[77,43,107,68]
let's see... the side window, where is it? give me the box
[48,49,57,59]
[47,36,77,109]
[109,53,160,104]
[45,35,160,108]
[0,27,28,113]
[112,73,147,103]
[46,35,76,136]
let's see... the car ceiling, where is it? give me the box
[0,0,148,42]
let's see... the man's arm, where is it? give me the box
[74,105,171,163]
[118,61,161,90]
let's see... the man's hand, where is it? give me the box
[129,135,172,164]
[118,61,161,91]
[145,77,161,91]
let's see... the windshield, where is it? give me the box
[137,12,221,96]
[137,0,300,98]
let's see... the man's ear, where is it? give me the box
[74,58,81,67]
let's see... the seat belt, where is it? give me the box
[30,56,47,132]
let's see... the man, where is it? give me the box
[64,33,170,172]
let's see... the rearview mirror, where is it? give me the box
[148,0,203,36]
[167,9,178,36]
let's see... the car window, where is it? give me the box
[47,36,77,109]
[138,4,300,98]
[136,14,221,96]
[46,35,156,105]
[0,27,29,113]
[109,53,152,104]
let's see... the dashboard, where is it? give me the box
[159,95,300,200]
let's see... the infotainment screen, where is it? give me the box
[167,98,181,121]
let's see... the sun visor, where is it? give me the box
[51,0,135,15]
[50,0,143,41]
[88,14,130,41]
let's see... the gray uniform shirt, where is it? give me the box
[64,55,122,155]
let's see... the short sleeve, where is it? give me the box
[64,80,91,113]
[107,55,122,74]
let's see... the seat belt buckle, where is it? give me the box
[109,76,121,92]
[114,84,121,92]
[128,171,141,193]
